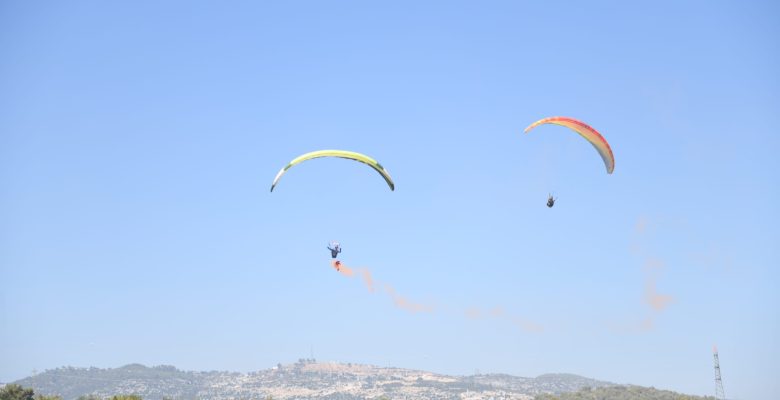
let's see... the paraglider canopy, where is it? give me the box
[524,116,615,174]
[270,150,395,191]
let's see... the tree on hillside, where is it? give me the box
[110,396,143,400]
[0,384,34,400]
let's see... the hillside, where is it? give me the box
[13,361,613,400]
[535,384,716,400]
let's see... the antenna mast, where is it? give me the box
[713,345,725,400]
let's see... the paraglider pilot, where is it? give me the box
[327,242,342,258]
[547,194,556,208]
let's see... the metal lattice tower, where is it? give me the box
[713,345,725,400]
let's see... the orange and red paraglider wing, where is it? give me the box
[524,116,615,174]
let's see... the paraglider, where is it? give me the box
[327,241,342,259]
[547,194,556,208]
[525,117,614,208]
[524,116,615,174]
[270,150,395,192]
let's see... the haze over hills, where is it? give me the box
[7,362,713,400]
[10,361,612,400]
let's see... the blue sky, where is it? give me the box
[1,1,778,399]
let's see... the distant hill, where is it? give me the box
[535,384,716,400]
[13,364,201,400]
[10,361,696,400]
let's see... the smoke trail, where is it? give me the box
[331,260,432,313]
[635,216,649,234]
[642,258,673,312]
[329,261,543,330]
[360,268,375,293]
[512,317,545,333]
[384,284,435,313]
[644,278,673,312]
[489,307,505,318]
[332,261,374,292]
[644,258,674,312]
[628,217,675,330]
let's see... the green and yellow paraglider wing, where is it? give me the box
[524,116,615,174]
[270,150,395,192]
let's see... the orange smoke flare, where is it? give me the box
[331,260,353,276]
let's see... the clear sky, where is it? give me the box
[1,1,778,399]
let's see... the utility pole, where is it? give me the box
[713,345,725,400]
